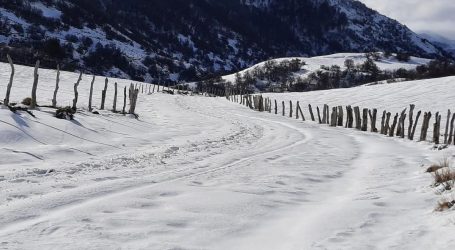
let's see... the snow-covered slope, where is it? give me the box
[223,52,430,83]
[0,62,454,249]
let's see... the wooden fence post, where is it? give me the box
[444,109,451,144]
[88,75,95,112]
[326,105,330,124]
[384,112,391,135]
[3,54,14,106]
[330,107,337,127]
[72,72,82,111]
[410,111,421,140]
[289,100,293,118]
[129,84,139,114]
[101,78,108,110]
[354,106,361,130]
[113,82,118,112]
[397,109,407,138]
[420,112,432,141]
[52,64,60,108]
[361,108,368,131]
[122,86,127,114]
[380,110,386,134]
[369,108,378,132]
[407,104,415,139]
[296,101,300,120]
[346,106,353,128]
[316,106,322,124]
[308,104,315,121]
[337,106,343,127]
[282,101,285,116]
[322,104,328,124]
[389,113,399,137]
[30,60,40,109]
[448,114,455,145]
[433,112,441,144]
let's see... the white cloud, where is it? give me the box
[358,0,455,39]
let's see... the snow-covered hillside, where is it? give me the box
[0,62,454,249]
[223,52,430,83]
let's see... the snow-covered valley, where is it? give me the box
[0,64,454,249]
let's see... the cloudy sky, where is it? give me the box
[359,0,455,40]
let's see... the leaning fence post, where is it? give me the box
[420,112,432,141]
[52,64,60,108]
[88,75,95,111]
[308,104,315,121]
[389,113,399,137]
[407,104,415,139]
[3,54,14,106]
[410,111,421,141]
[101,78,108,110]
[72,72,82,111]
[30,60,40,109]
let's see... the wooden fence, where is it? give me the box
[225,92,452,148]
[0,56,151,117]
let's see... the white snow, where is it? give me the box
[30,2,62,19]
[0,62,454,249]
[222,52,431,83]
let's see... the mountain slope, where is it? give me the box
[0,0,449,82]
[419,32,455,57]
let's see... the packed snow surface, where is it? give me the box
[0,62,454,249]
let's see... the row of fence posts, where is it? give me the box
[0,55,155,115]
[225,92,453,146]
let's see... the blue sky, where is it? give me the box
[359,0,455,40]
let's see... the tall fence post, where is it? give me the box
[444,109,451,144]
[101,78,108,110]
[88,75,95,112]
[407,104,415,139]
[113,82,118,112]
[52,64,60,108]
[30,60,40,109]
[433,112,441,144]
[72,72,82,111]
[3,54,14,106]
[337,106,343,127]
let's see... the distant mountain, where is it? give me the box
[419,33,455,58]
[0,0,450,82]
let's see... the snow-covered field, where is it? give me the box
[222,53,431,83]
[0,63,454,249]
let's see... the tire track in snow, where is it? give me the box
[0,96,314,238]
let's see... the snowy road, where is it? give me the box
[0,93,453,249]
